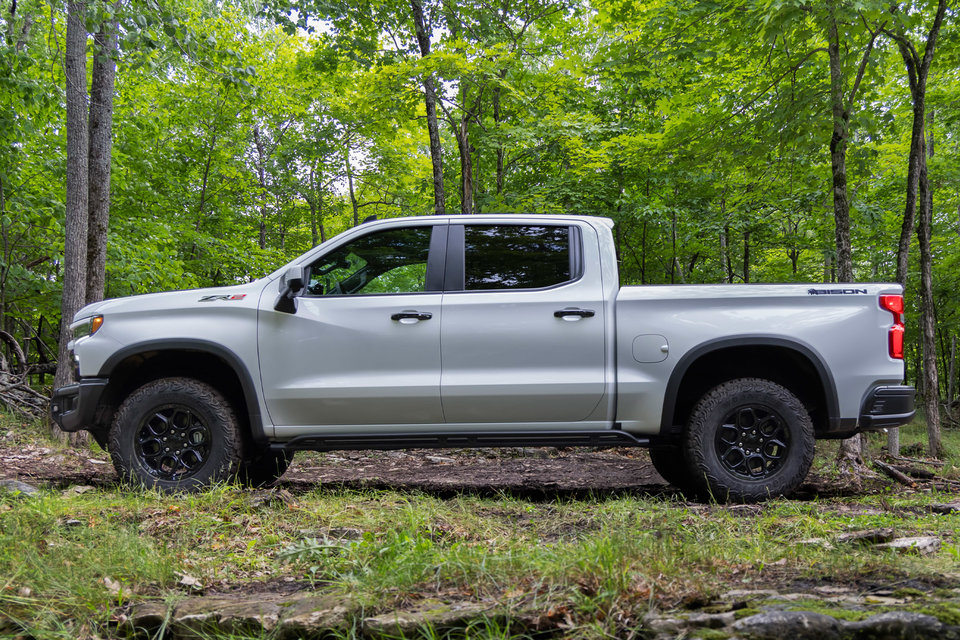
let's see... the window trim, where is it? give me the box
[444,223,583,293]
[301,224,446,298]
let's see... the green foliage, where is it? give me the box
[0,0,957,389]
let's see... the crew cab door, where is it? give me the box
[258,222,446,431]
[440,222,608,424]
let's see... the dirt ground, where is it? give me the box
[0,431,858,499]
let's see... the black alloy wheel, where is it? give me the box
[714,405,790,480]
[134,405,212,481]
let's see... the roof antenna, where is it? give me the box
[362,214,378,224]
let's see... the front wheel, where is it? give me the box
[683,378,814,503]
[109,378,244,492]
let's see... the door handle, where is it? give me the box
[554,308,595,319]
[391,310,433,322]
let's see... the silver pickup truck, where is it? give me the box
[51,215,914,501]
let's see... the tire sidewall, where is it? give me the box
[110,378,242,492]
[684,379,814,502]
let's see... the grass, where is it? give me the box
[2,419,960,638]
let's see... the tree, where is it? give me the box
[884,0,948,458]
[54,0,90,444]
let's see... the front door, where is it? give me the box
[259,223,446,431]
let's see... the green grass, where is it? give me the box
[2,420,960,638]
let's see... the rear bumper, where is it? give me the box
[820,385,915,439]
[50,378,108,432]
[859,385,916,431]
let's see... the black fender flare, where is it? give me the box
[98,339,267,445]
[659,336,840,436]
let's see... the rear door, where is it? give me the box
[439,222,608,424]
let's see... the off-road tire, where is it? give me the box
[649,445,694,491]
[109,378,243,492]
[683,378,814,503]
[238,449,294,487]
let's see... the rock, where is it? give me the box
[362,600,489,637]
[173,595,286,636]
[931,502,960,515]
[836,528,896,545]
[275,594,353,638]
[0,479,39,496]
[642,613,684,635]
[732,611,844,640]
[845,611,948,640]
[874,536,941,555]
[685,610,737,628]
[122,601,169,635]
[720,589,780,601]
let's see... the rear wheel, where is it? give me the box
[683,378,814,502]
[109,378,243,492]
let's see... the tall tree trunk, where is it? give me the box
[918,141,941,457]
[494,68,507,196]
[742,230,750,284]
[827,15,853,283]
[884,0,946,457]
[85,15,117,305]
[252,125,268,249]
[344,143,359,227]
[54,0,89,445]
[410,0,445,216]
[825,5,881,471]
[456,115,474,214]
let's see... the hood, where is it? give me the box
[72,281,266,322]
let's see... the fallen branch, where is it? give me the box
[890,455,945,467]
[892,464,936,480]
[873,459,917,487]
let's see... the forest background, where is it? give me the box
[1,0,958,455]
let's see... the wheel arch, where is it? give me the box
[94,340,266,448]
[660,337,839,439]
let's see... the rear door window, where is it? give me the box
[463,225,576,290]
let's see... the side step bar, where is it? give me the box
[274,430,651,453]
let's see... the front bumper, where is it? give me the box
[859,385,916,431]
[50,378,108,432]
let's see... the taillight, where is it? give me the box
[880,295,905,359]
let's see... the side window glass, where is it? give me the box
[464,225,572,290]
[306,226,432,296]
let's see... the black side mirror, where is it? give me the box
[274,266,305,314]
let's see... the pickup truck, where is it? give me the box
[51,214,915,501]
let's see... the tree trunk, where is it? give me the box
[410,0,445,216]
[884,0,946,455]
[85,16,117,305]
[456,115,474,214]
[918,144,941,457]
[54,0,89,445]
[827,16,853,283]
[742,230,750,284]
[344,143,359,227]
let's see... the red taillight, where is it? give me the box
[889,324,905,359]
[880,295,905,359]
[880,295,904,316]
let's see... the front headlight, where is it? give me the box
[71,315,104,341]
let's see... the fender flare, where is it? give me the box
[659,336,840,435]
[98,339,267,444]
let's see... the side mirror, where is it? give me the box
[274,266,305,314]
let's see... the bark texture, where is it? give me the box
[54,0,90,445]
[86,17,118,305]
[410,0,445,216]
